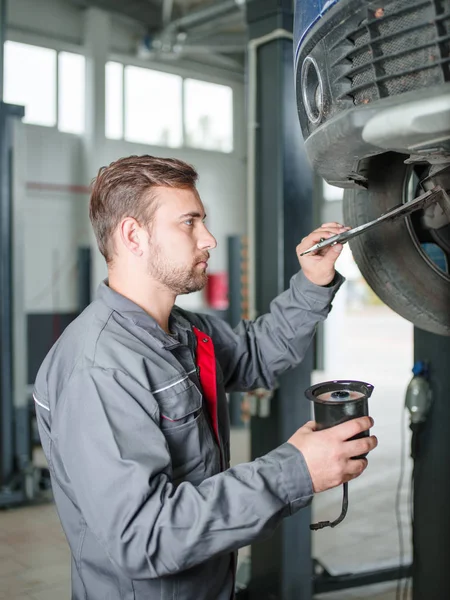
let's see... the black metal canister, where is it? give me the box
[305,380,374,529]
[305,380,374,457]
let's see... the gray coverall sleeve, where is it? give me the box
[54,367,313,579]
[195,269,344,391]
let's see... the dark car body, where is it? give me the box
[294,0,450,188]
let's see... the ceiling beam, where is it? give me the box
[69,0,163,29]
[162,0,174,27]
[164,0,244,33]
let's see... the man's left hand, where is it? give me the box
[296,223,350,287]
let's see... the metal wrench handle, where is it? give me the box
[300,186,448,257]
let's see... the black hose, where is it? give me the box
[310,482,349,531]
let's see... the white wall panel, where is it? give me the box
[24,191,84,313]
[24,127,88,313]
[25,125,83,184]
[22,119,246,312]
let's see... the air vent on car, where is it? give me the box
[330,0,450,105]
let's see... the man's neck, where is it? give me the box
[108,272,176,334]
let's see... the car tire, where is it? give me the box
[343,152,450,336]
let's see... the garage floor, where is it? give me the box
[0,305,413,599]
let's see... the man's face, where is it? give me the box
[145,186,217,295]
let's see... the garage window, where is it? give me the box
[58,52,85,134]
[105,63,234,153]
[4,41,57,127]
[105,61,124,140]
[4,41,85,134]
[323,180,344,202]
[184,79,233,153]
[124,66,182,147]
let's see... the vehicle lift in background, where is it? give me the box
[236,1,450,599]
[0,0,82,508]
[0,89,91,507]
[0,97,32,508]
[0,0,32,505]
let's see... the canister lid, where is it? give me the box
[305,380,374,404]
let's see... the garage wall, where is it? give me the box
[6,0,246,381]
[22,128,246,316]
[7,0,358,382]
[7,1,246,309]
[22,125,247,379]
[23,126,84,314]
[8,0,147,52]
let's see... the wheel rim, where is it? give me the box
[404,165,450,283]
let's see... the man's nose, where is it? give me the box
[199,225,217,250]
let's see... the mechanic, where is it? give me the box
[33,155,378,600]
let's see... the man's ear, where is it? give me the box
[118,217,144,257]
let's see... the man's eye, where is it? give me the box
[184,219,193,226]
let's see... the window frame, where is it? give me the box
[4,34,242,154]
[122,63,184,148]
[57,50,86,135]
[106,55,239,156]
[4,36,86,135]
[105,60,125,140]
[183,77,234,153]
[3,40,58,128]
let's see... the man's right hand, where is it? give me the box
[288,417,378,493]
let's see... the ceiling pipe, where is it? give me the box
[164,0,245,34]
[173,32,246,54]
[140,0,246,66]
[174,43,245,54]
[187,32,246,46]
[162,0,174,28]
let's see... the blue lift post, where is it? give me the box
[243,1,315,598]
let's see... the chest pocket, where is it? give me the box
[154,375,201,427]
[154,376,213,484]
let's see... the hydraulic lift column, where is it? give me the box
[412,329,450,600]
[0,0,29,503]
[245,1,314,598]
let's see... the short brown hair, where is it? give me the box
[89,155,198,263]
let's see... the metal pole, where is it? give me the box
[162,0,174,27]
[412,328,450,600]
[0,1,29,502]
[11,114,30,491]
[0,101,25,487]
[0,107,13,487]
[227,236,245,428]
[165,0,242,33]
[0,0,6,101]
[244,1,314,598]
